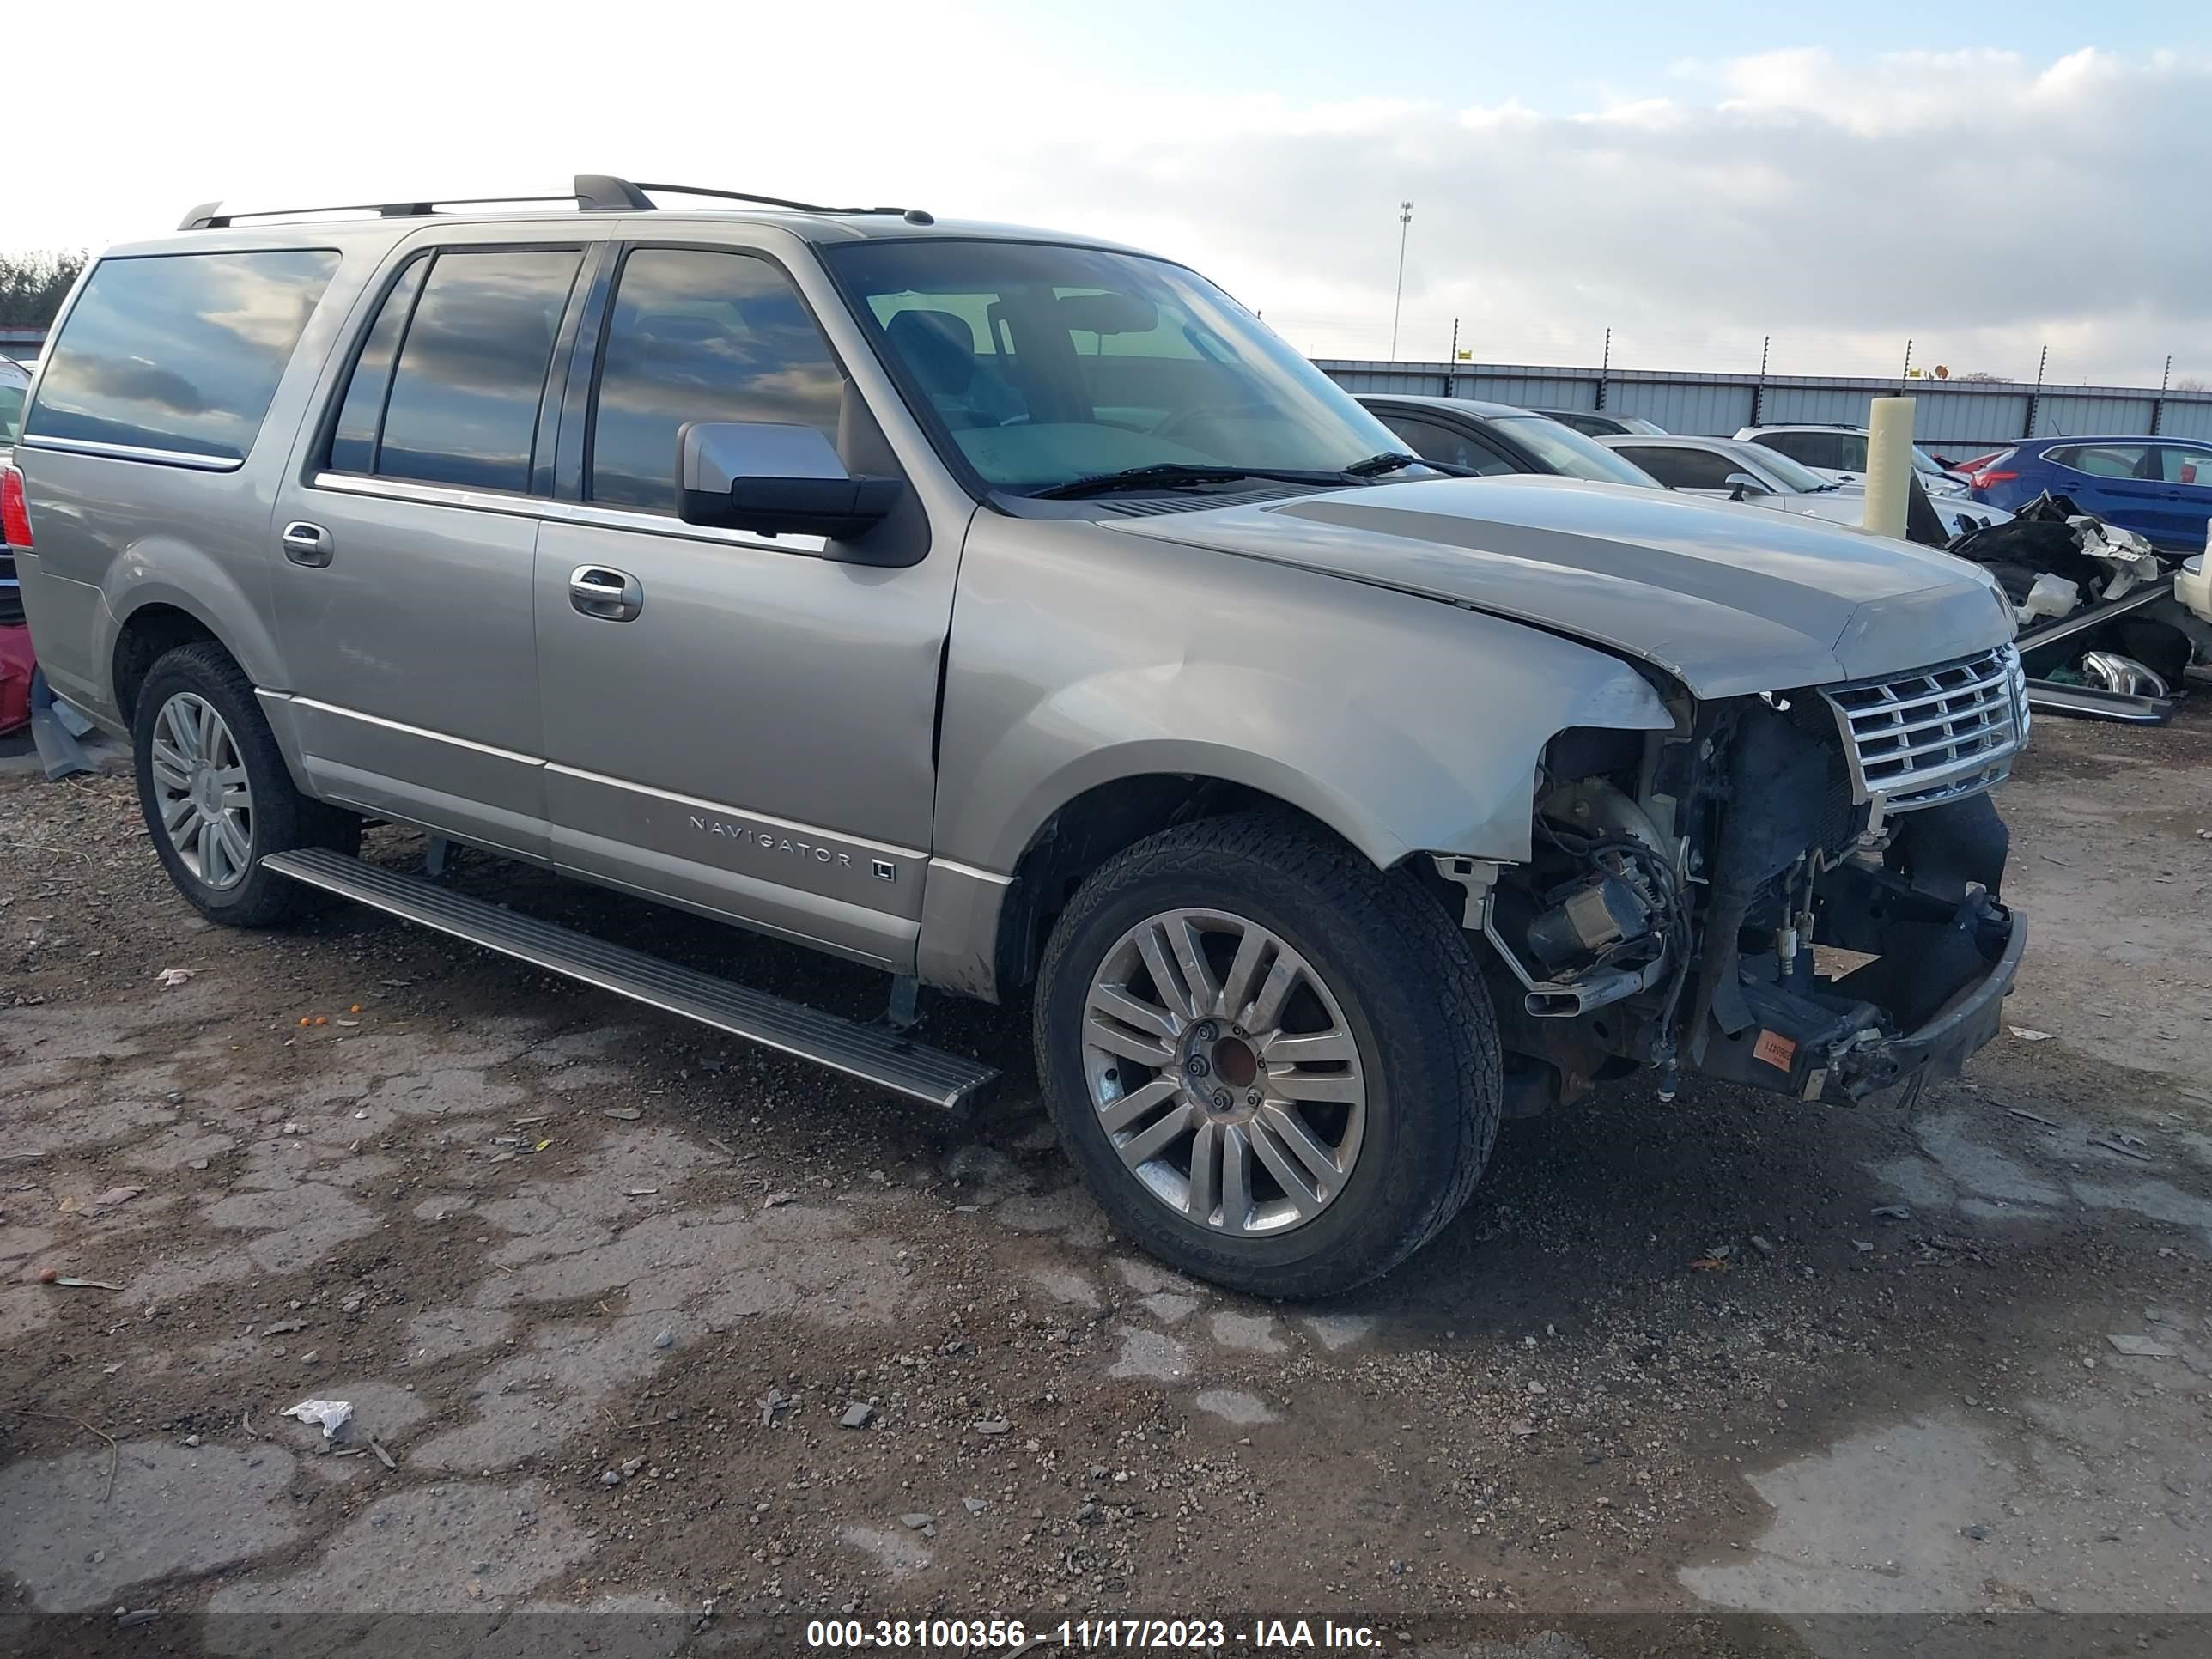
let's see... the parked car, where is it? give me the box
[1962,436,2212,553]
[1356,394,1665,487]
[1602,434,2008,540]
[1,356,27,624]
[1522,408,1668,439]
[8,175,2027,1297]
[1735,422,1972,495]
[0,356,27,448]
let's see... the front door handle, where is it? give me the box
[568,564,644,622]
[280,520,333,568]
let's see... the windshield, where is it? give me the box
[1492,415,1662,487]
[825,240,1431,493]
[1735,442,1832,493]
[1910,445,1953,477]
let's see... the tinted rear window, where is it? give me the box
[25,249,338,463]
[372,249,581,492]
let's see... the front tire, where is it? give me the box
[1033,813,1501,1298]
[131,642,358,927]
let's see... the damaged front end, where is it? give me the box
[1453,644,2030,1113]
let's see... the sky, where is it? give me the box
[10,2,2211,386]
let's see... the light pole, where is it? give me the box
[1389,200,1413,361]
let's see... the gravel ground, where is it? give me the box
[2,703,2209,1659]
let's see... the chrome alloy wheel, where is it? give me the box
[149,692,254,890]
[1080,908,1367,1236]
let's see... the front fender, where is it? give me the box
[937,515,1674,875]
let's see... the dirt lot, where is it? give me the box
[3,704,2210,1659]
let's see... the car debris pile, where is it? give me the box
[1944,493,2212,723]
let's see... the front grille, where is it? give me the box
[1820,642,2027,813]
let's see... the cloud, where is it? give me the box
[9,12,2206,387]
[961,46,2212,385]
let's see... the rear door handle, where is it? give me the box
[280,520,333,568]
[568,564,643,622]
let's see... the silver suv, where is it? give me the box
[8,177,2029,1296]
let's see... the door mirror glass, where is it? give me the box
[1723,471,1771,499]
[677,422,903,538]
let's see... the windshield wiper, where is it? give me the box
[1029,462,1359,501]
[1344,451,1425,477]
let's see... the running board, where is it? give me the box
[261,848,997,1109]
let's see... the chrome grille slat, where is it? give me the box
[1819,643,2027,814]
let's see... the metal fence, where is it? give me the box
[9,316,2210,450]
[1315,359,2212,450]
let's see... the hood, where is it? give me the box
[1102,475,2016,699]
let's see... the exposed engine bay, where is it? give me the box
[1445,648,2030,1115]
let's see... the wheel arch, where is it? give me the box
[112,601,226,726]
[982,768,1424,1005]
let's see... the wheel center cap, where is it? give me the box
[1210,1036,1259,1090]
[191,766,220,817]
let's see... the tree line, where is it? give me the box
[1,252,90,329]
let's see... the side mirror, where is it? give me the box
[1723,471,1771,501]
[677,422,903,539]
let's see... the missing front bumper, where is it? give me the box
[1696,896,2027,1103]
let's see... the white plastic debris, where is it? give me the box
[282,1398,355,1440]
[2016,573,2079,627]
[155,967,198,988]
[2069,516,2163,600]
[2008,1026,2057,1042]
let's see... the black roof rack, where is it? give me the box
[179,174,931,232]
[624,181,930,222]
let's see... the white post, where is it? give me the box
[1862,396,1915,540]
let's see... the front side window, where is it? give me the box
[361,248,583,492]
[827,239,1422,493]
[26,249,338,463]
[589,247,845,513]
[1618,445,1739,491]
[1376,415,1516,476]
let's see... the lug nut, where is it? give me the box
[1194,1021,1218,1042]
[1185,1054,1210,1078]
[1212,1090,1234,1111]
[1245,1090,1261,1107]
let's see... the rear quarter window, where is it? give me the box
[25,248,339,465]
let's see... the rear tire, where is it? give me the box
[1033,812,1501,1298]
[131,642,359,927]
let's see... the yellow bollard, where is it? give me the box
[1861,396,1915,540]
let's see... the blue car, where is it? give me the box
[1966,435,2212,553]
